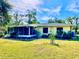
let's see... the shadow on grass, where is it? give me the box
[68,36,79,41]
[3,37,38,41]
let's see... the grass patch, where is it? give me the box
[0,38,79,59]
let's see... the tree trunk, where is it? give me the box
[75,18,78,34]
[50,40,55,45]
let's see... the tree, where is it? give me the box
[48,17,65,23]
[66,17,73,31]
[0,0,11,37]
[0,0,11,26]
[72,17,79,34]
[55,20,65,23]
[26,9,38,24]
[48,18,54,23]
[13,12,22,25]
[48,33,59,46]
[75,18,79,34]
[31,19,39,24]
[67,16,79,34]
[49,34,55,44]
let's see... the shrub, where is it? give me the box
[48,34,56,44]
[49,34,55,40]
[77,31,79,34]
[62,31,67,39]
[0,32,4,38]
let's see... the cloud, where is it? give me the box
[8,0,62,15]
[8,0,43,12]
[50,6,62,15]
[41,16,51,20]
[66,1,79,13]
[40,16,55,20]
[37,16,51,23]
[38,5,62,16]
[41,8,50,12]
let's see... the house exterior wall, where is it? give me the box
[49,26,70,35]
[63,27,70,32]
[48,27,56,35]
[37,26,70,36]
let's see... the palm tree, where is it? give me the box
[0,0,11,26]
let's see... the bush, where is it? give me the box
[62,32,67,39]
[77,31,79,34]
[49,34,59,46]
[48,34,55,40]
[0,32,4,38]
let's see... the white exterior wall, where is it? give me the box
[48,27,56,35]
[37,26,70,36]
[63,27,70,32]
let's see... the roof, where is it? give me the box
[31,23,72,27]
[10,23,72,27]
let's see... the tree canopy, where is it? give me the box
[0,0,11,26]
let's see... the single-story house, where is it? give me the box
[6,23,74,39]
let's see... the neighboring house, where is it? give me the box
[6,23,73,39]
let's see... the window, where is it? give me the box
[43,28,48,33]
[18,27,23,35]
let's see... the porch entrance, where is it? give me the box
[57,27,63,35]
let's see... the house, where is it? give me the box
[6,23,74,39]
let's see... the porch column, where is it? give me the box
[22,27,24,35]
[29,27,30,35]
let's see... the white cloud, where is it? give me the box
[8,0,43,12]
[40,6,62,15]
[37,16,50,22]
[8,0,62,15]
[41,8,50,12]
[41,16,51,20]
[38,5,62,15]
[40,16,55,21]
[50,6,62,15]
[66,2,79,13]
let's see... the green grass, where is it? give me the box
[0,38,79,59]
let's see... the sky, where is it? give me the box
[8,0,79,23]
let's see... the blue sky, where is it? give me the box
[8,0,79,23]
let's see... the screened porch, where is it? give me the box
[7,26,37,39]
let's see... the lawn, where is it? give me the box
[0,38,79,59]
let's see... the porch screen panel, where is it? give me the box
[23,27,29,35]
[14,27,18,34]
[30,27,36,35]
[18,27,24,35]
